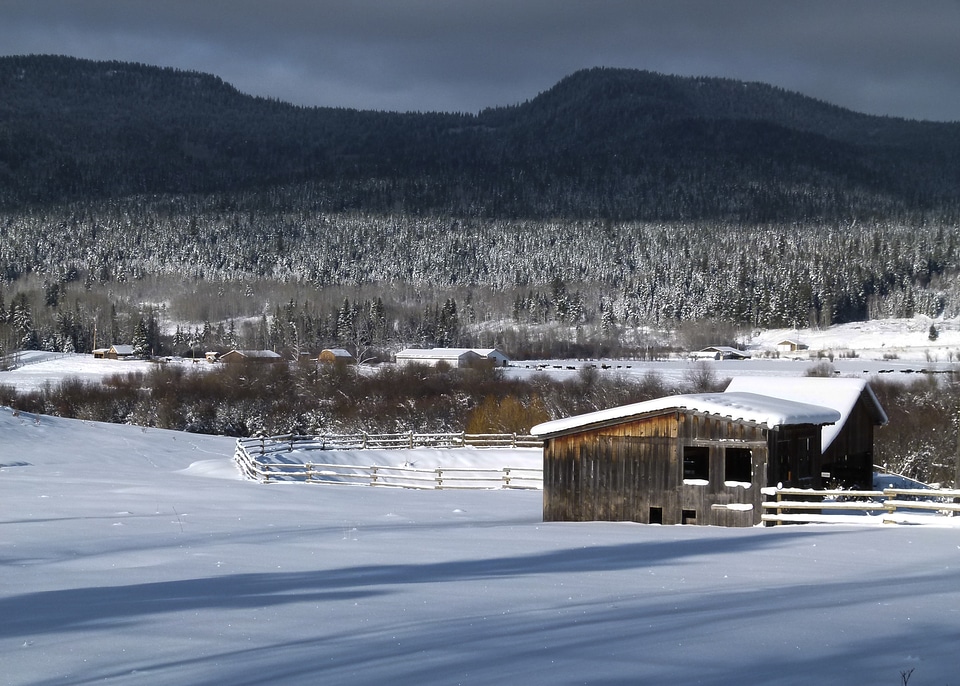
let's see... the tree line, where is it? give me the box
[2,360,955,486]
[2,201,958,362]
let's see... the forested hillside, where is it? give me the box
[1,55,959,357]
[4,55,960,220]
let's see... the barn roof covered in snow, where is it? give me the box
[724,376,887,450]
[531,391,840,438]
[396,348,509,361]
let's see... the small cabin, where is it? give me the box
[92,348,110,359]
[319,348,356,364]
[777,339,809,353]
[106,344,135,360]
[219,349,282,363]
[689,346,751,360]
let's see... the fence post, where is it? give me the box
[512,433,517,448]
[883,489,897,518]
[409,430,414,449]
[503,467,511,488]
[259,436,265,456]
[371,465,378,486]
[305,464,313,482]
[362,432,367,449]
[436,468,443,489]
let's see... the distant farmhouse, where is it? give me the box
[319,348,356,364]
[776,339,809,353]
[395,348,510,368]
[219,349,282,363]
[93,344,136,360]
[532,377,886,527]
[689,346,751,360]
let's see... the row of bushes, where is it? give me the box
[2,360,956,485]
[0,361,682,438]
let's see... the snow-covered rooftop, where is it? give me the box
[699,345,750,357]
[531,391,840,438]
[724,376,887,450]
[230,349,282,358]
[396,348,483,359]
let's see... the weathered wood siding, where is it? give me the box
[766,425,824,489]
[543,411,780,527]
[821,392,876,489]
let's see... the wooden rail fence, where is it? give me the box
[762,487,960,524]
[234,432,543,490]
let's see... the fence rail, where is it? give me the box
[237,431,541,455]
[762,487,960,524]
[234,432,543,490]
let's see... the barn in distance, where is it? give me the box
[531,377,886,527]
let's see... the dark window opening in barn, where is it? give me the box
[683,446,709,481]
[682,509,697,525]
[725,448,752,483]
[649,507,663,524]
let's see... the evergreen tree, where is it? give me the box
[132,317,149,356]
[12,294,33,337]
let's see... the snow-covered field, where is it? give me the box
[511,317,960,385]
[0,351,205,393]
[3,317,958,393]
[3,407,960,685]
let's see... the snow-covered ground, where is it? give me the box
[508,317,959,385]
[3,406,960,685]
[750,316,960,362]
[0,352,209,393]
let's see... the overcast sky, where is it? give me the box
[3,1,959,121]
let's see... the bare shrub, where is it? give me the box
[804,361,837,377]
[682,362,727,393]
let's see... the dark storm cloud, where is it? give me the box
[2,0,959,121]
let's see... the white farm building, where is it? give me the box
[395,348,510,368]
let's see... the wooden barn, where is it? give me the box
[105,344,135,360]
[532,392,842,527]
[532,377,887,527]
[725,377,887,490]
